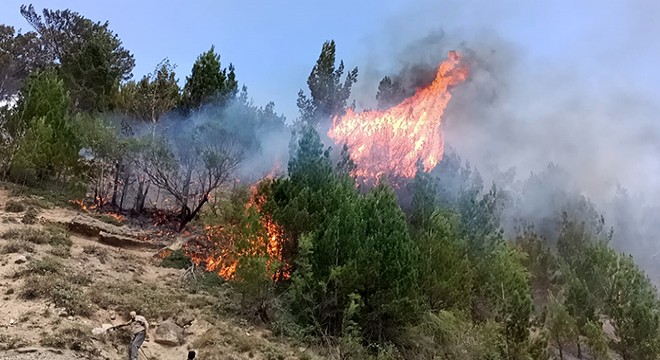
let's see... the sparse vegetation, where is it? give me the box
[161,248,192,269]
[20,258,93,317]
[4,200,26,213]
[89,281,186,320]
[0,333,30,350]
[83,244,110,263]
[21,206,39,224]
[94,213,124,226]
[1,239,35,253]
[40,325,96,353]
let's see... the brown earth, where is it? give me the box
[0,189,319,360]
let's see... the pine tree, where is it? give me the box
[376,76,405,110]
[297,40,357,127]
[181,46,237,111]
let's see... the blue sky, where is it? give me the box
[2,0,659,120]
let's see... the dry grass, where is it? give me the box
[21,206,39,224]
[40,325,97,354]
[1,239,35,254]
[4,200,25,213]
[20,258,94,317]
[83,245,110,264]
[194,325,270,358]
[89,281,187,320]
[2,228,48,244]
[0,333,30,350]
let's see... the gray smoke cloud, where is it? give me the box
[341,1,660,277]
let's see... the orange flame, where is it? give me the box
[186,180,288,281]
[328,51,469,179]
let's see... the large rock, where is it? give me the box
[154,321,185,346]
[99,231,165,250]
[68,215,137,238]
[67,214,165,250]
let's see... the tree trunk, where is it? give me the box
[134,178,150,213]
[576,335,582,359]
[111,160,121,209]
[119,172,130,211]
[178,194,209,231]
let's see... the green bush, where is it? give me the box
[161,249,192,269]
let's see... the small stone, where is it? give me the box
[9,319,15,325]
[109,310,116,320]
[68,316,74,320]
[14,255,27,264]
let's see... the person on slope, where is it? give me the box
[124,311,150,360]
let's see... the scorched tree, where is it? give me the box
[141,121,244,230]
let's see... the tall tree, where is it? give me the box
[546,296,578,360]
[20,5,135,112]
[6,69,79,181]
[297,40,358,127]
[376,76,405,110]
[181,46,237,111]
[117,59,180,125]
[0,25,48,101]
[140,122,244,230]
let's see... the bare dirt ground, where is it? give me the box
[0,189,315,360]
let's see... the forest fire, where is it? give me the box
[328,51,469,179]
[185,181,287,281]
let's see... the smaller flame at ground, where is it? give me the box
[185,179,288,281]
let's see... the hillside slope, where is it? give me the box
[0,189,316,360]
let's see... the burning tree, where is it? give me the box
[328,51,469,180]
[141,121,244,230]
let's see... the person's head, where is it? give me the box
[130,311,136,320]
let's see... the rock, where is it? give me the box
[14,255,27,264]
[101,323,113,330]
[99,231,165,250]
[67,316,73,321]
[9,319,15,325]
[92,327,105,336]
[68,215,147,239]
[154,321,185,346]
[109,310,116,320]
